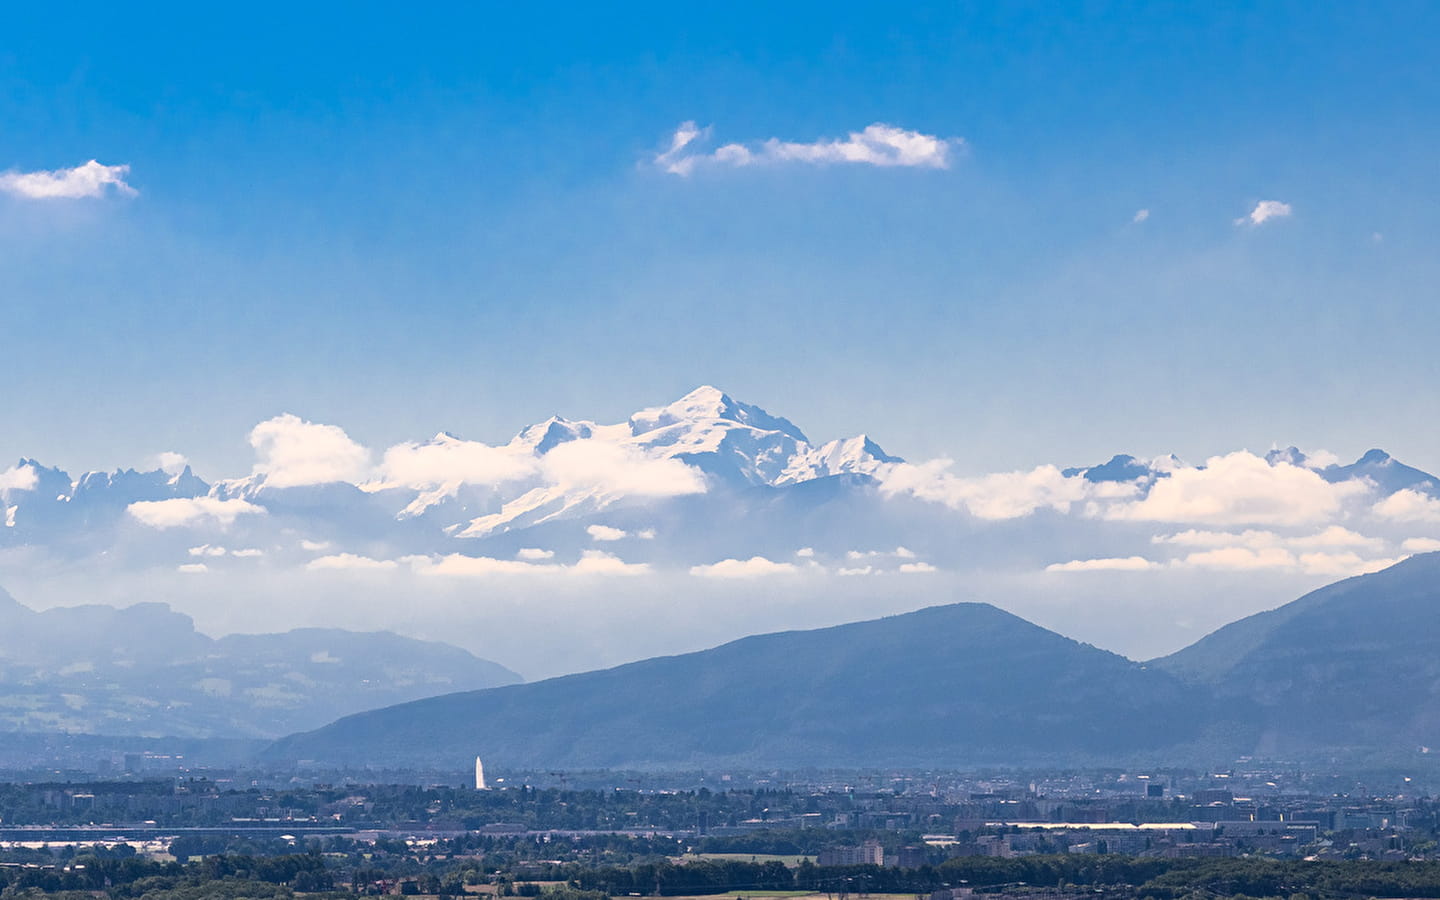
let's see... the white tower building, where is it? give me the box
[474,756,487,790]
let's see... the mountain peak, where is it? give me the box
[1265,446,1308,467]
[1357,448,1393,465]
[513,416,595,455]
[629,386,809,442]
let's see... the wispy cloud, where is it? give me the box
[656,122,961,176]
[0,160,136,199]
[1236,200,1292,226]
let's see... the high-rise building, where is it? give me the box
[475,756,488,790]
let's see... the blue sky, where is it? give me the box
[3,1,1438,478]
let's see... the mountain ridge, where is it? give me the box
[263,600,1222,769]
[0,591,523,739]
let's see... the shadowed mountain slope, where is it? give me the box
[1154,552,1440,754]
[264,602,1216,769]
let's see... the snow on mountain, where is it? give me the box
[1,389,1438,567]
[778,435,902,485]
[629,385,808,443]
[454,386,900,536]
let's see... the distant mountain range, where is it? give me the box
[0,589,520,738]
[1,386,1433,579]
[3,386,1439,745]
[265,553,1440,769]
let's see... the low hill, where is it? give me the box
[1154,551,1440,754]
[264,601,1216,769]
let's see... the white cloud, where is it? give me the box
[1109,452,1367,526]
[1047,556,1160,573]
[300,539,332,552]
[837,565,874,576]
[152,452,189,475]
[1153,526,1384,553]
[1288,526,1386,551]
[1401,537,1440,553]
[176,563,208,574]
[128,497,265,529]
[1181,546,1299,571]
[653,121,708,175]
[1372,489,1440,523]
[0,464,38,492]
[249,414,372,488]
[881,460,1113,519]
[657,121,960,176]
[636,528,657,539]
[1133,209,1150,223]
[795,547,816,558]
[1296,551,1402,577]
[0,160,136,199]
[415,554,544,576]
[898,561,938,574]
[689,556,799,578]
[188,544,228,557]
[1154,528,1273,548]
[1176,546,1398,577]
[379,436,535,489]
[1237,200,1292,226]
[306,553,398,572]
[571,550,650,576]
[540,440,707,497]
[231,548,264,558]
[586,524,628,542]
[846,546,918,560]
[516,547,555,560]
[412,550,649,578]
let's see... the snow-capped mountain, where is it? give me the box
[0,386,1437,580]
[6,386,1440,683]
